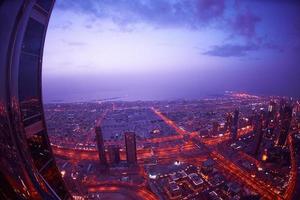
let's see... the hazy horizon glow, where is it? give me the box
[43,0,300,102]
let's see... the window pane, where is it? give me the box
[36,0,53,12]
[19,53,39,101]
[19,53,42,120]
[22,18,45,55]
[27,130,52,170]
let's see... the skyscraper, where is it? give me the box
[95,126,108,166]
[125,132,137,165]
[266,101,276,126]
[253,112,264,157]
[108,145,120,165]
[231,110,239,140]
[277,104,293,147]
[225,113,233,133]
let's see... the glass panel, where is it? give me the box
[18,53,42,121]
[40,159,70,199]
[18,53,39,102]
[36,0,53,12]
[23,114,42,127]
[0,105,32,199]
[22,18,45,55]
[27,130,51,170]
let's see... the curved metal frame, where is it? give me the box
[0,1,71,199]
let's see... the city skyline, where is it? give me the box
[43,0,300,103]
[1,1,300,200]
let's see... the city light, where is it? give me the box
[60,170,66,178]
[149,174,157,179]
[1,1,299,200]
[174,161,181,166]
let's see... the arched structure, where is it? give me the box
[0,1,71,199]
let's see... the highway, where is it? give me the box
[87,183,157,200]
[51,106,298,200]
[151,107,286,200]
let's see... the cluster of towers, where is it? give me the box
[251,99,295,163]
[225,98,296,162]
[95,127,137,167]
[225,109,240,141]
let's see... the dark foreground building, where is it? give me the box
[125,132,137,165]
[108,145,120,165]
[231,109,239,140]
[1,1,300,200]
[0,1,71,199]
[277,104,293,147]
[95,126,108,166]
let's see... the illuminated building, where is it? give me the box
[0,1,71,199]
[166,181,182,198]
[95,126,108,166]
[0,1,299,200]
[266,101,276,127]
[268,101,276,115]
[253,112,264,157]
[125,132,137,165]
[225,113,233,132]
[202,159,214,174]
[231,109,239,140]
[262,149,268,161]
[296,101,300,114]
[108,145,120,165]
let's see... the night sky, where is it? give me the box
[42,0,300,102]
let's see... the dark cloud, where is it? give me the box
[203,43,259,57]
[195,0,225,21]
[231,10,261,39]
[55,0,265,41]
[55,0,225,29]
[247,0,300,5]
[203,37,284,57]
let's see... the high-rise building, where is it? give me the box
[253,112,264,157]
[231,110,239,140]
[108,145,120,165]
[225,113,233,132]
[266,101,276,126]
[277,104,293,147]
[0,1,71,199]
[95,126,108,166]
[125,132,137,165]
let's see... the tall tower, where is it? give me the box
[231,109,239,140]
[125,132,137,165]
[225,113,233,132]
[253,112,264,157]
[277,105,293,147]
[108,145,120,165]
[95,126,107,166]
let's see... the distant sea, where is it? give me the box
[42,90,223,104]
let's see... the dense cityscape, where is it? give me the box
[45,92,300,200]
[1,1,300,200]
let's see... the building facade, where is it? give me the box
[0,1,71,199]
[125,132,137,165]
[95,126,108,166]
[277,104,293,147]
[108,145,120,165]
[231,110,239,140]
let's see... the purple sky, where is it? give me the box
[42,0,300,102]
